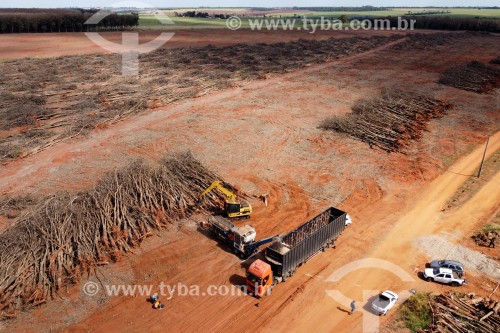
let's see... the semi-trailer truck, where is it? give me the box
[246,207,347,297]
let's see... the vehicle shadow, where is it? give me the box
[229,274,253,297]
[229,274,247,288]
[416,271,429,282]
[196,223,241,257]
[362,295,382,316]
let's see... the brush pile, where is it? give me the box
[429,292,500,332]
[0,152,230,319]
[320,89,451,153]
[438,61,500,93]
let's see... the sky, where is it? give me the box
[0,1,498,9]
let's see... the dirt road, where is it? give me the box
[279,132,500,333]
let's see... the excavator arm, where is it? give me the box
[199,181,237,202]
[245,234,281,257]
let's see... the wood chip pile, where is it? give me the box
[282,209,330,247]
[429,292,500,333]
[0,152,229,319]
[320,89,451,153]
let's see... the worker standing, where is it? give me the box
[489,236,496,248]
[259,194,268,207]
[350,300,356,315]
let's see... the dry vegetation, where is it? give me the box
[320,89,451,153]
[391,32,467,50]
[491,56,500,65]
[0,152,233,319]
[438,61,500,93]
[0,195,39,219]
[0,32,439,163]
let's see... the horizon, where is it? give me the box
[1,1,500,9]
[0,5,500,9]
[1,5,500,8]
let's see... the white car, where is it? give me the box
[345,214,352,226]
[371,290,398,316]
[423,267,466,287]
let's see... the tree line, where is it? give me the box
[173,11,229,19]
[367,16,500,32]
[293,6,390,12]
[0,9,139,33]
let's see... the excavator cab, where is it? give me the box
[225,201,251,218]
[226,202,242,215]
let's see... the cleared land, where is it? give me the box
[0,29,399,60]
[0,33,404,162]
[0,29,498,333]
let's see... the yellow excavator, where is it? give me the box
[200,181,252,219]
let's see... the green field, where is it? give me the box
[140,15,230,27]
[139,7,500,28]
[269,8,500,18]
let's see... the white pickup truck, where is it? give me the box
[371,290,398,316]
[423,267,466,287]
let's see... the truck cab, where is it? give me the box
[233,225,256,254]
[246,259,273,297]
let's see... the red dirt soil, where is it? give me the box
[0,29,422,60]
[0,31,499,333]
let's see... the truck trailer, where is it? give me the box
[246,207,347,297]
